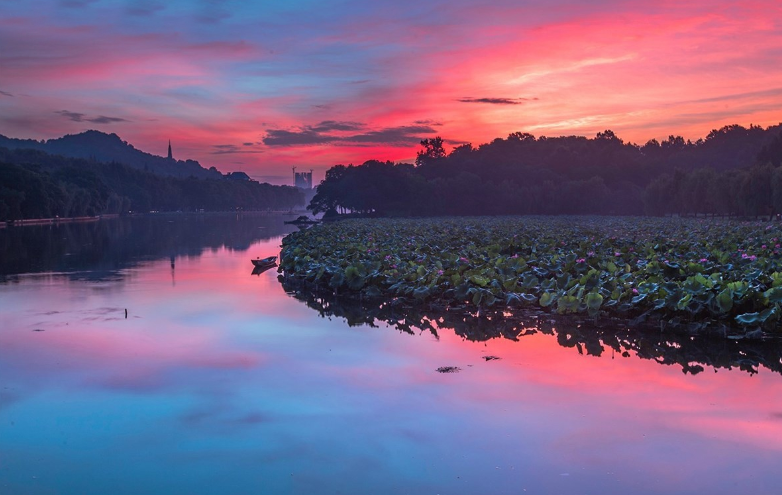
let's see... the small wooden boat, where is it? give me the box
[251,256,277,268]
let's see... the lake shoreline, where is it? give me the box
[1,209,312,228]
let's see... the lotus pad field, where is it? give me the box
[278,217,782,335]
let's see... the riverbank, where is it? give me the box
[278,216,782,339]
[0,209,313,228]
[3,215,113,228]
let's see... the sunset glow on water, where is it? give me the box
[1,216,781,494]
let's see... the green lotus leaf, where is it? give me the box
[764,287,782,303]
[716,288,733,313]
[735,306,777,326]
[585,292,603,317]
[557,295,580,314]
[539,292,556,307]
[585,292,603,310]
[676,293,693,310]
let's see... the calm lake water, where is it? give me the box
[1,214,781,495]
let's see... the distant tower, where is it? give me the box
[167,140,173,160]
[292,167,313,189]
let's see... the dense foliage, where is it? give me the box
[643,164,782,217]
[0,148,303,220]
[308,124,782,217]
[279,217,782,336]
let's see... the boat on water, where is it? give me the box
[251,256,277,268]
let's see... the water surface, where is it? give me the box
[1,214,781,495]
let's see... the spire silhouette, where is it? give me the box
[167,140,173,160]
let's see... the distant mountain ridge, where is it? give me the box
[0,130,223,179]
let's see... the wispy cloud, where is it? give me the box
[458,97,528,105]
[506,55,636,85]
[263,122,437,147]
[59,0,99,7]
[127,1,165,17]
[687,87,782,105]
[309,120,365,132]
[90,116,128,124]
[55,110,128,124]
[0,90,13,97]
[414,120,443,126]
[263,129,331,146]
[211,144,264,155]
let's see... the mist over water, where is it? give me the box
[1,214,781,495]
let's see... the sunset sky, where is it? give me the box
[1,0,781,184]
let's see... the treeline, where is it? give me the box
[644,165,782,217]
[0,148,303,221]
[309,124,782,217]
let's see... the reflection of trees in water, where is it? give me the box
[281,276,782,376]
[0,213,295,281]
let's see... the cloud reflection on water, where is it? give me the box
[1,215,781,494]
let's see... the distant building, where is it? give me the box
[293,167,313,189]
[226,171,251,181]
[167,140,173,160]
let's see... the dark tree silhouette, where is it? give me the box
[415,137,446,166]
[306,124,782,218]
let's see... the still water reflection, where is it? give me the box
[1,214,781,495]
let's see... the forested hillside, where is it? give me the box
[0,148,303,221]
[0,130,221,179]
